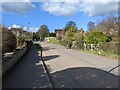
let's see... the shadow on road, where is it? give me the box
[50,67,119,88]
[42,55,60,61]
[42,46,55,52]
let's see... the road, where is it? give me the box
[2,42,119,88]
[40,41,119,88]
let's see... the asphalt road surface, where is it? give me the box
[2,41,119,88]
[40,41,119,88]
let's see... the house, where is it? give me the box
[55,29,64,37]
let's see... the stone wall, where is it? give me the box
[2,41,32,76]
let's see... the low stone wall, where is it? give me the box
[2,41,32,76]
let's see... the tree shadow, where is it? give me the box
[51,67,119,88]
[42,55,60,61]
[42,46,55,52]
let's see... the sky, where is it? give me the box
[0,0,119,32]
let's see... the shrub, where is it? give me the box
[2,27,17,54]
[59,40,68,47]
[73,39,84,50]
[99,42,119,55]
[17,37,25,47]
[84,30,108,44]
[72,31,84,49]
[56,36,62,40]
[60,32,73,47]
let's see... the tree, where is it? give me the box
[65,21,77,27]
[2,26,17,54]
[16,37,25,47]
[32,32,40,41]
[84,30,108,44]
[49,32,56,37]
[96,14,118,36]
[88,21,95,31]
[96,14,119,42]
[73,31,84,49]
[61,21,78,47]
[38,25,49,40]
[64,21,77,32]
[63,26,77,41]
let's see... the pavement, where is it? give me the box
[40,41,119,88]
[2,44,52,88]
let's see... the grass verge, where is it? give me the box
[34,43,42,50]
[48,38,61,46]
[80,49,119,60]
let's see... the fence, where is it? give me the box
[84,42,99,51]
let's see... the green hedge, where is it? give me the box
[99,42,119,55]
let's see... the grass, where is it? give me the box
[48,38,61,46]
[34,43,42,50]
[80,49,119,60]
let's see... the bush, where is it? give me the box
[60,33,72,47]
[84,30,108,44]
[73,39,84,50]
[2,27,17,54]
[56,36,62,40]
[99,42,119,55]
[59,40,68,47]
[72,32,84,49]
[17,37,25,47]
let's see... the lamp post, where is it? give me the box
[27,23,30,40]
[28,23,30,33]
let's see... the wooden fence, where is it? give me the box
[84,42,99,51]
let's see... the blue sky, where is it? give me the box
[0,1,119,32]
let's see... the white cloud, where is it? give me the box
[8,24,21,29]
[41,2,80,16]
[8,26,12,29]
[22,27,27,31]
[41,0,119,16]
[8,24,38,32]
[29,27,38,32]
[11,24,21,28]
[1,0,35,14]
[22,27,38,32]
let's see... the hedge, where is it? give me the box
[2,27,17,54]
[99,42,120,55]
